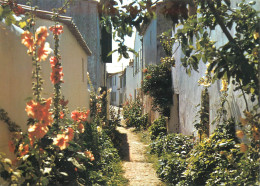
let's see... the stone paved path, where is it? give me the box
[117,121,163,186]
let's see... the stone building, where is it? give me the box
[17,0,112,90]
[131,3,173,124]
[107,72,122,107]
[168,0,260,136]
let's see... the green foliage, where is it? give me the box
[142,58,174,117]
[180,119,239,185]
[0,3,16,26]
[122,97,148,130]
[194,88,210,140]
[148,116,167,140]
[173,0,259,102]
[0,108,21,132]
[149,117,260,185]
[149,133,194,184]
[100,0,189,60]
[150,133,194,158]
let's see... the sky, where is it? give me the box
[106,31,135,73]
[106,0,136,73]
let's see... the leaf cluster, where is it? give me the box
[148,116,167,140]
[173,0,259,100]
[122,96,148,130]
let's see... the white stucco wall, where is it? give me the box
[125,66,135,100]
[169,0,259,136]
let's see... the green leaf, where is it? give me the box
[68,157,86,171]
[202,54,207,63]
[187,69,191,76]
[107,49,117,57]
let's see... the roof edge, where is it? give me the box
[18,4,92,56]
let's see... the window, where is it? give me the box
[82,58,85,82]
[119,93,123,105]
[111,92,116,102]
[150,31,152,45]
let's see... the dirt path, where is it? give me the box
[117,121,163,186]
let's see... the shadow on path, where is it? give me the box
[113,129,130,161]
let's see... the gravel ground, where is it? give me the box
[117,122,163,186]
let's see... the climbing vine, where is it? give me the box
[142,34,175,117]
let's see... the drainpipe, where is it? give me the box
[141,37,144,115]
[141,37,144,82]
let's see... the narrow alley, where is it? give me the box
[117,118,162,186]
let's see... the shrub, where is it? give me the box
[150,133,194,157]
[150,133,194,184]
[149,116,167,140]
[179,119,243,185]
[122,97,147,130]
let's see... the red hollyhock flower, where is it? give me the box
[37,42,51,61]
[49,25,64,35]
[21,31,34,53]
[18,143,29,156]
[78,123,85,133]
[50,66,64,84]
[65,127,74,141]
[35,26,49,46]
[84,151,95,161]
[79,110,90,122]
[49,56,59,67]
[60,111,65,119]
[25,98,52,122]
[145,75,152,80]
[13,5,25,16]
[71,110,81,122]
[60,99,69,106]
[53,134,69,150]
[28,124,49,145]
